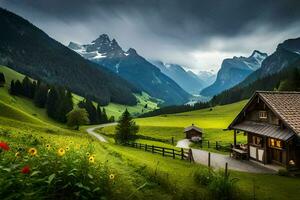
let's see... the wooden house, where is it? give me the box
[228,91,300,168]
[184,124,203,139]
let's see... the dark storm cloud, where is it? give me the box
[1,0,300,71]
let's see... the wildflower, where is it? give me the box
[66,146,70,151]
[109,174,115,180]
[46,144,51,150]
[0,142,10,151]
[28,148,37,156]
[21,165,30,174]
[86,152,90,157]
[88,156,95,163]
[57,148,65,156]
[15,152,21,158]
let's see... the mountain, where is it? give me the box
[208,37,300,105]
[0,8,137,106]
[68,35,190,105]
[150,61,205,94]
[200,50,267,97]
[238,37,300,87]
[196,71,216,87]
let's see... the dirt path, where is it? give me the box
[176,139,276,173]
[86,122,117,143]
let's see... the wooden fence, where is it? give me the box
[199,140,231,152]
[124,141,193,162]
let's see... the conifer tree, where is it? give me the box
[46,87,59,119]
[0,72,5,86]
[114,109,139,144]
[102,108,108,123]
[9,80,15,95]
[34,83,49,108]
[96,104,102,123]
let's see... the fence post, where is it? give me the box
[216,141,218,150]
[225,162,228,177]
[208,152,211,168]
[163,148,165,156]
[145,144,147,151]
[181,148,184,160]
[152,145,154,153]
[172,149,175,159]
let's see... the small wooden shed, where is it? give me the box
[184,124,203,139]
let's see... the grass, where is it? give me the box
[1,65,300,199]
[100,101,248,152]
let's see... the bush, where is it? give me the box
[193,168,214,186]
[193,168,239,200]
[278,169,289,176]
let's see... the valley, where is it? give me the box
[1,2,300,200]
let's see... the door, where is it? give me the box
[271,148,282,164]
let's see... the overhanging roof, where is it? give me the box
[232,120,294,141]
[184,125,202,133]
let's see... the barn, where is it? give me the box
[184,124,203,140]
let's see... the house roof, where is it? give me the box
[229,91,300,137]
[258,91,300,135]
[184,125,203,133]
[231,120,295,141]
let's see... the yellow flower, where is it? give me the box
[109,174,115,180]
[57,148,65,156]
[28,148,38,156]
[66,146,70,151]
[86,152,90,157]
[88,156,95,163]
[15,152,21,158]
[46,144,51,150]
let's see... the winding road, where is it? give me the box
[86,122,117,143]
[87,123,277,173]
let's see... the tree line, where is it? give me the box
[9,76,114,125]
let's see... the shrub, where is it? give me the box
[193,168,239,200]
[193,168,214,186]
[278,169,289,176]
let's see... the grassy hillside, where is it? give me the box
[0,65,159,121]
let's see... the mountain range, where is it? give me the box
[68,35,190,105]
[200,50,268,97]
[0,8,137,106]
[150,61,210,94]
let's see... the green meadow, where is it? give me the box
[1,66,300,199]
[100,101,248,151]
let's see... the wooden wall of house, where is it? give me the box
[245,99,280,126]
[186,130,202,139]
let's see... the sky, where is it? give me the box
[1,0,300,73]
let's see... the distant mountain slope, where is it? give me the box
[238,37,300,87]
[200,50,267,97]
[0,8,137,106]
[196,71,216,87]
[211,58,300,105]
[150,61,204,94]
[69,35,190,105]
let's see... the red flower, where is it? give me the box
[0,142,10,151]
[21,165,30,174]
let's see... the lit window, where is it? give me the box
[259,111,267,119]
[270,139,275,146]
